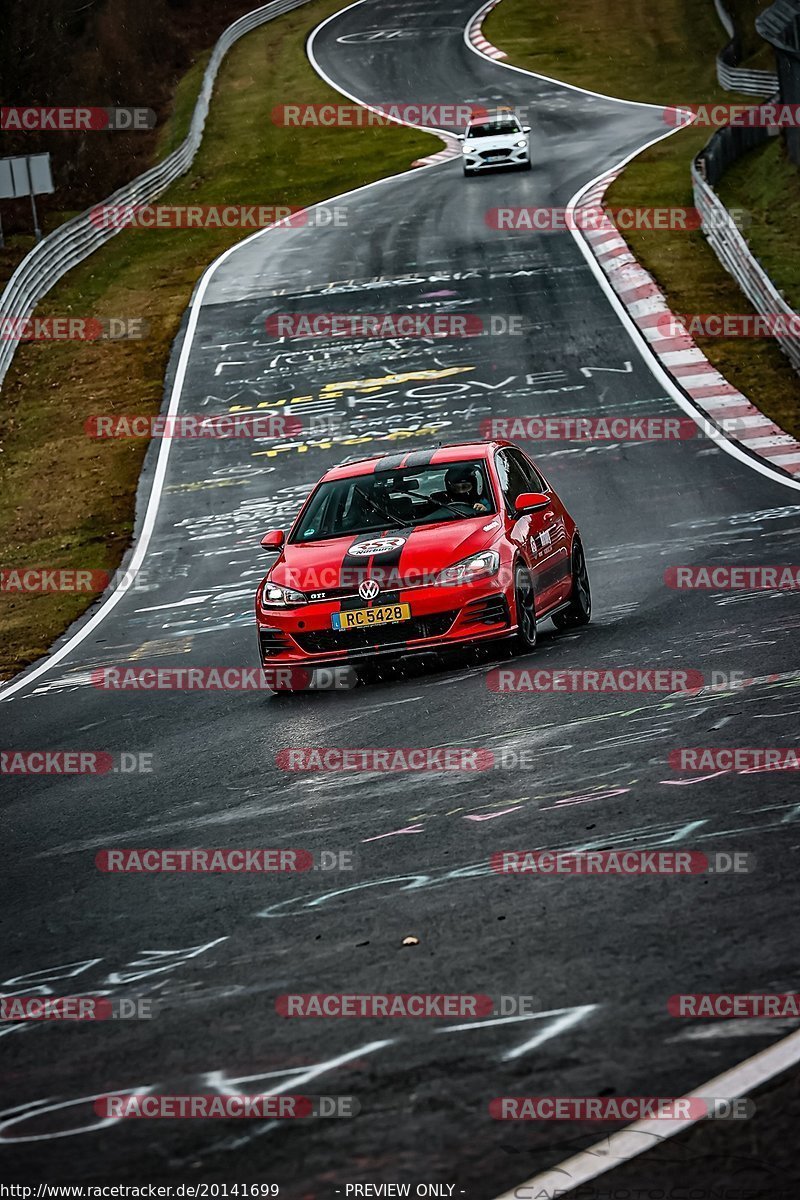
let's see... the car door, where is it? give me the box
[495,449,570,614]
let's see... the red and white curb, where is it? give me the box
[576,172,800,478]
[412,136,462,168]
[467,0,507,61]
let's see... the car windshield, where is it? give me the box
[467,119,520,137]
[290,461,497,543]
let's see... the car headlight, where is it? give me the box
[260,581,307,607]
[462,142,475,153]
[515,139,528,148]
[437,551,500,586]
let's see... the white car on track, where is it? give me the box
[459,108,531,177]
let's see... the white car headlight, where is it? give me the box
[437,551,499,586]
[260,581,307,607]
[515,139,528,148]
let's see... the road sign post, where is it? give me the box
[0,153,54,241]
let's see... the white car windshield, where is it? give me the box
[467,119,521,138]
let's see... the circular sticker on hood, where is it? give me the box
[348,536,407,557]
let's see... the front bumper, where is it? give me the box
[256,578,514,670]
[462,147,530,171]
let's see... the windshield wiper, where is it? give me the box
[352,486,406,529]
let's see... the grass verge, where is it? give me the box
[485,0,800,440]
[0,0,435,681]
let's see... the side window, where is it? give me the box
[495,451,530,509]
[508,449,547,492]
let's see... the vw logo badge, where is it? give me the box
[359,579,380,601]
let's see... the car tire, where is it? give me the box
[463,166,474,177]
[513,564,538,651]
[521,160,532,171]
[553,539,592,629]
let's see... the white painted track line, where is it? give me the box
[492,1027,800,1198]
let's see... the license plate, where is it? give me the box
[331,604,411,630]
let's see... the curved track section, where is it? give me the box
[2,0,799,1193]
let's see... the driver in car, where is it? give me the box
[439,464,492,514]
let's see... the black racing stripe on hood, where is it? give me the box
[338,527,415,594]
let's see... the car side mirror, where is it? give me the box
[515,491,550,513]
[456,133,465,140]
[260,530,285,549]
[522,126,531,133]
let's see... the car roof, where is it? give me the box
[468,107,519,122]
[321,441,512,481]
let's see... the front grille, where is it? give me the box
[295,612,457,656]
[464,594,510,626]
[479,149,512,160]
[259,628,292,658]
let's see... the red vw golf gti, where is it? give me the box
[255,441,590,690]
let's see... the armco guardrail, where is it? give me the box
[0,0,311,392]
[714,0,779,94]
[717,55,780,94]
[692,158,800,373]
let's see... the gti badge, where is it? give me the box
[358,579,380,601]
